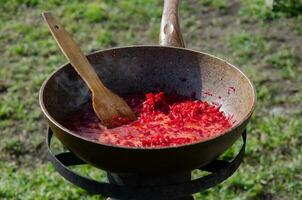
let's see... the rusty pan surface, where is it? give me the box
[40,45,255,174]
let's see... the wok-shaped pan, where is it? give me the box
[39,0,255,174]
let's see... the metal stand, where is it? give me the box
[47,129,246,200]
[106,172,194,200]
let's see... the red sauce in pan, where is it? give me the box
[65,92,232,148]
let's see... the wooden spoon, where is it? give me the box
[42,12,136,128]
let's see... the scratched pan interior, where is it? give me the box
[40,45,255,174]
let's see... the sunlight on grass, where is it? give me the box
[1,0,302,199]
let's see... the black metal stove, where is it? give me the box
[47,128,246,200]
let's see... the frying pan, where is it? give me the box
[39,0,256,174]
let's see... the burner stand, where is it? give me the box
[107,172,194,200]
[47,129,246,200]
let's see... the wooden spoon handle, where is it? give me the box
[159,0,185,47]
[42,12,107,93]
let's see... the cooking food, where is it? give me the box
[65,92,232,148]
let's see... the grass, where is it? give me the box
[228,32,268,64]
[1,0,302,199]
[266,48,299,79]
[238,0,279,20]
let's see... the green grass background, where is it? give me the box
[0,0,302,199]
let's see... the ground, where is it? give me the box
[0,0,302,199]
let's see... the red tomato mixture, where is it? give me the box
[65,92,232,148]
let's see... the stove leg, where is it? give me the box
[106,172,194,200]
[177,196,195,200]
[107,196,194,200]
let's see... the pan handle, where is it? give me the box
[160,0,185,47]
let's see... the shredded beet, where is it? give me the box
[64,92,232,148]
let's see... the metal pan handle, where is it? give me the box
[159,0,185,47]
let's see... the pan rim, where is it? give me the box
[39,45,256,150]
